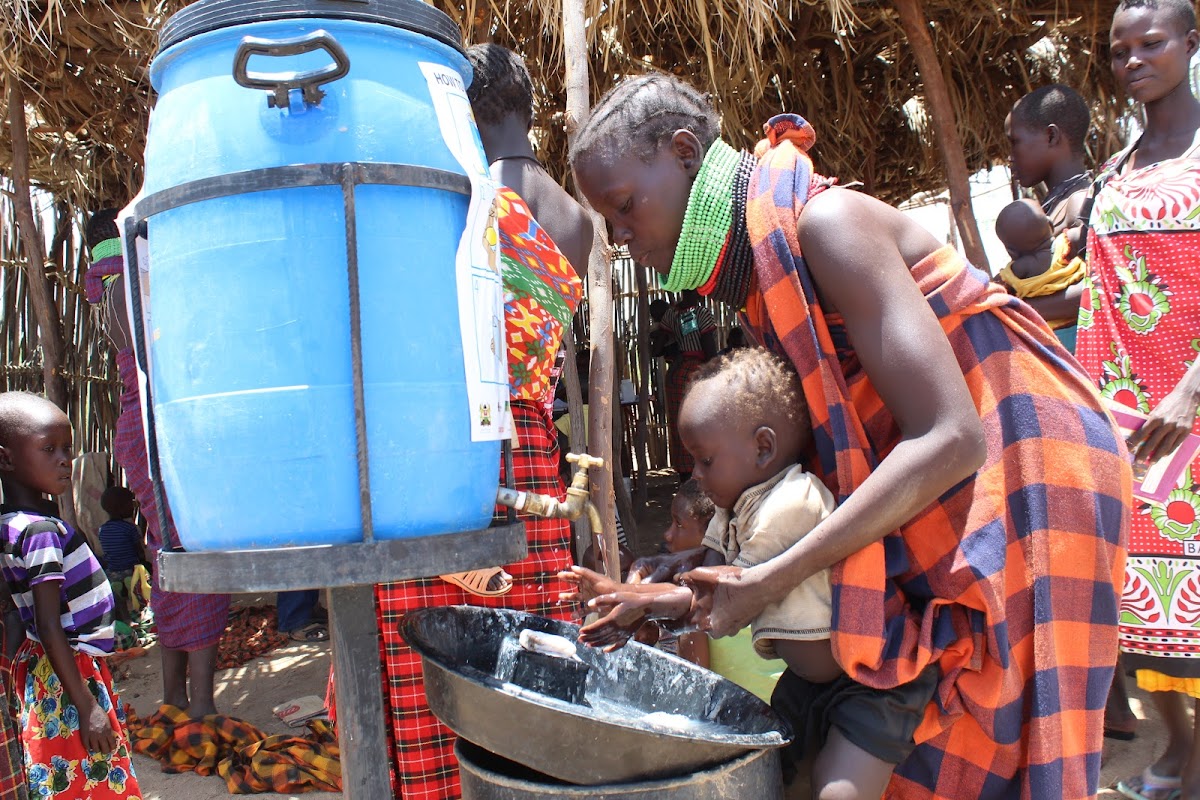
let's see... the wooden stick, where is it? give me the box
[6,76,69,410]
[562,0,620,584]
[633,265,651,514]
[560,324,589,562]
[892,0,990,273]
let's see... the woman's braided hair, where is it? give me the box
[466,44,534,130]
[569,74,720,165]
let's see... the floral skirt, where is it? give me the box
[14,640,140,798]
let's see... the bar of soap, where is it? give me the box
[518,629,579,661]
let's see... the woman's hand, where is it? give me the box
[626,547,707,585]
[81,697,116,755]
[680,565,768,638]
[1129,385,1200,465]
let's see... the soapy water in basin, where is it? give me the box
[478,630,787,743]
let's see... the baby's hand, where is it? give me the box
[578,590,658,652]
[557,565,618,605]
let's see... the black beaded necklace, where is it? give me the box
[1040,171,1092,216]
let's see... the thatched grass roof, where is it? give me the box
[4,0,1127,210]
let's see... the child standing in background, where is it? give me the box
[1001,83,1094,350]
[0,392,140,798]
[98,487,145,626]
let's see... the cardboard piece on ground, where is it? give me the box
[272,695,327,728]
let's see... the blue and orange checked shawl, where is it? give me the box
[742,114,1130,799]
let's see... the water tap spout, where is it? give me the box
[495,453,605,530]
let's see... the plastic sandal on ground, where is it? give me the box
[288,622,329,642]
[439,567,514,598]
[1116,767,1183,800]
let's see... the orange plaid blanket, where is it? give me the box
[127,705,340,794]
[742,114,1130,799]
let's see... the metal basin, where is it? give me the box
[401,606,792,785]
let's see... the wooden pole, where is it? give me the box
[560,324,589,563]
[562,0,620,583]
[6,76,69,410]
[611,339,637,549]
[633,265,651,515]
[892,0,990,273]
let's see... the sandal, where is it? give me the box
[440,568,513,598]
[288,622,329,642]
[1117,768,1182,800]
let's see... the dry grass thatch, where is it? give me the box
[2,0,1130,209]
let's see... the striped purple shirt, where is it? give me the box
[0,508,115,656]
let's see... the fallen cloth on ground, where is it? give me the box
[126,704,341,794]
[217,606,290,670]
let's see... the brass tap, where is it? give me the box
[496,453,605,532]
[496,452,621,579]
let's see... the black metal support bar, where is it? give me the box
[328,585,391,800]
[503,439,516,526]
[132,162,470,219]
[340,163,374,542]
[157,522,526,592]
[121,216,177,552]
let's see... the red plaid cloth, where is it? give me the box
[665,355,705,475]
[0,609,26,800]
[374,399,573,798]
[742,114,1129,799]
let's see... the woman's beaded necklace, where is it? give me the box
[661,139,741,292]
[1039,171,1092,216]
[705,150,757,308]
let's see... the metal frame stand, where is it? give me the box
[125,159,522,798]
[158,525,525,798]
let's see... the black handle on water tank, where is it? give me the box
[232,29,351,109]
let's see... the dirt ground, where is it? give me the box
[114,601,341,800]
[109,479,1165,799]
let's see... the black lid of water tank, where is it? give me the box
[158,0,464,55]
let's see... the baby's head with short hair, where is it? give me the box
[0,392,74,503]
[679,348,811,509]
[996,198,1054,256]
[0,392,66,450]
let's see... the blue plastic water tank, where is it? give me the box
[141,1,500,550]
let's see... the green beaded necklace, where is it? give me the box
[90,238,122,262]
[661,139,740,292]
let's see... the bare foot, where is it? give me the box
[186,701,217,718]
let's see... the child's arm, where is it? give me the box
[677,632,710,669]
[559,564,684,604]
[626,546,722,585]
[133,523,152,568]
[577,582,695,651]
[31,583,116,754]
